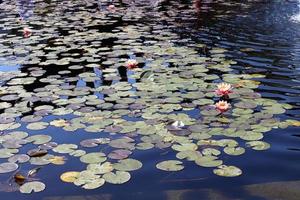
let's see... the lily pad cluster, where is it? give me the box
[0,0,299,195]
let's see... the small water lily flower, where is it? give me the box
[126,59,138,69]
[215,83,232,96]
[215,100,230,112]
[23,27,32,38]
[171,120,185,129]
[107,4,116,12]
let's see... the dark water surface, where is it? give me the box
[1,0,300,200]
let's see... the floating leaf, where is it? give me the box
[48,156,67,165]
[246,141,270,151]
[176,150,202,161]
[156,160,184,171]
[27,135,52,145]
[224,147,245,156]
[53,144,78,154]
[103,171,131,184]
[87,162,113,174]
[82,178,105,190]
[0,148,18,158]
[195,156,223,168]
[172,143,198,152]
[19,181,46,194]
[113,158,142,171]
[136,142,154,150]
[60,171,80,183]
[213,165,242,177]
[80,152,106,164]
[26,122,49,130]
[8,154,30,163]
[108,149,132,160]
[69,150,86,157]
[0,162,18,173]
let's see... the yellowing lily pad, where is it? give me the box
[60,171,80,183]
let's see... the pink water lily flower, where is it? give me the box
[215,83,232,96]
[107,5,116,12]
[23,27,32,38]
[126,59,138,69]
[215,100,230,112]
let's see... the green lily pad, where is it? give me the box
[195,156,223,168]
[172,143,198,152]
[0,148,18,158]
[113,158,142,171]
[74,170,102,189]
[156,160,184,171]
[224,147,245,156]
[8,154,30,163]
[0,162,18,173]
[108,149,132,160]
[213,165,242,177]
[69,150,86,157]
[176,150,202,161]
[82,178,105,190]
[246,141,270,150]
[103,171,131,184]
[136,142,154,150]
[87,162,113,174]
[53,144,78,154]
[26,122,49,130]
[30,155,53,165]
[19,181,46,194]
[80,152,107,164]
[27,135,52,145]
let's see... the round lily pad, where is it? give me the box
[53,144,78,154]
[108,149,132,160]
[8,154,30,163]
[87,162,114,174]
[113,158,142,171]
[156,160,184,171]
[224,147,245,156]
[80,152,107,164]
[213,165,242,177]
[103,171,131,184]
[0,162,18,173]
[195,156,223,168]
[60,171,80,183]
[82,178,105,190]
[246,141,270,150]
[19,181,46,194]
[0,148,19,158]
[26,122,49,130]
[27,135,52,145]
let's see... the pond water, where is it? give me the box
[0,0,300,200]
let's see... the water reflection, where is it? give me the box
[16,0,34,20]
